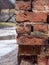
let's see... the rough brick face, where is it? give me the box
[16,23,31,34]
[15,0,31,10]
[16,23,48,34]
[16,12,47,23]
[17,35,47,45]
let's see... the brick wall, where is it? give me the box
[15,0,49,64]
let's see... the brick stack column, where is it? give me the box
[15,0,49,65]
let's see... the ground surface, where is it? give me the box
[0,27,18,65]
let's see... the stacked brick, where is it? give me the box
[15,0,49,65]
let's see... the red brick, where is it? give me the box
[17,35,47,45]
[15,0,31,10]
[16,12,47,23]
[33,24,48,34]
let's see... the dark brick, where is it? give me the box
[19,45,41,55]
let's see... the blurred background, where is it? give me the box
[0,0,15,22]
[0,0,18,65]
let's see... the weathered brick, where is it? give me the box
[16,23,48,34]
[19,45,41,55]
[16,23,31,34]
[17,35,47,45]
[15,0,31,10]
[16,12,47,23]
[19,56,34,65]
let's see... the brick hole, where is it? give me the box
[48,38,49,44]
[44,38,49,45]
[32,0,34,8]
[28,9,32,12]
[16,0,21,1]
[32,55,38,65]
[16,0,30,1]
[24,13,27,16]
[31,26,34,32]
[47,15,49,24]
[23,0,30,2]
